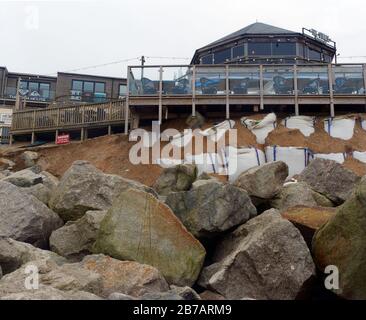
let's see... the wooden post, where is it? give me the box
[158,66,163,125]
[260,65,264,110]
[81,128,84,141]
[226,65,230,120]
[55,129,59,144]
[124,67,130,135]
[294,65,299,116]
[363,64,366,111]
[9,134,13,146]
[192,65,196,117]
[328,64,335,117]
[31,132,35,144]
[108,125,112,135]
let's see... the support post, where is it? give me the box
[192,65,196,117]
[81,128,84,141]
[9,134,13,146]
[328,64,335,117]
[31,132,35,144]
[108,125,112,135]
[124,67,130,135]
[55,129,59,144]
[225,65,230,119]
[363,64,366,111]
[158,66,163,126]
[259,65,264,110]
[294,65,299,116]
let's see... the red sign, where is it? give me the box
[56,134,70,145]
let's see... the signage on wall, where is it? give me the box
[56,133,70,145]
[302,27,336,48]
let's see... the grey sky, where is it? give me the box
[0,0,365,78]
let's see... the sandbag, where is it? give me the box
[313,153,346,164]
[170,131,193,148]
[221,146,266,183]
[199,120,236,141]
[241,113,277,144]
[353,151,366,164]
[324,117,355,140]
[156,158,184,168]
[282,116,315,137]
[185,153,223,176]
[265,146,312,178]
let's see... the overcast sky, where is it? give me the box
[0,0,365,78]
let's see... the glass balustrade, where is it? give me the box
[263,66,294,95]
[297,66,329,95]
[195,66,226,95]
[229,67,260,95]
[332,65,365,95]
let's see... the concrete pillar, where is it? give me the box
[55,130,59,144]
[108,125,112,135]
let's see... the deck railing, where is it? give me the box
[11,99,128,132]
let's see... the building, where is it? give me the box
[191,22,337,65]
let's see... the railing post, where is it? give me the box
[125,67,130,135]
[226,65,230,120]
[31,110,36,144]
[260,65,264,110]
[158,66,163,126]
[363,64,366,111]
[294,65,299,116]
[192,65,196,117]
[328,64,335,117]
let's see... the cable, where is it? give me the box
[145,56,191,60]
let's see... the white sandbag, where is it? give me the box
[221,146,266,183]
[241,113,277,144]
[353,151,366,163]
[313,153,345,164]
[199,120,236,141]
[129,131,159,148]
[156,158,184,168]
[282,116,315,137]
[361,120,366,131]
[324,117,355,140]
[170,131,193,148]
[265,146,312,178]
[185,153,223,176]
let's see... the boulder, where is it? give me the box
[153,164,197,196]
[22,184,51,205]
[21,151,39,168]
[93,188,206,287]
[40,171,59,191]
[166,180,256,238]
[0,181,63,248]
[2,169,43,188]
[299,158,360,204]
[281,206,336,247]
[0,237,66,275]
[312,176,366,299]
[50,211,107,261]
[49,160,155,222]
[79,254,169,298]
[200,290,226,300]
[198,209,316,300]
[234,161,289,199]
[108,293,135,300]
[0,158,15,171]
[186,112,205,129]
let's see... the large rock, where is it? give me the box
[0,181,63,248]
[49,160,155,222]
[299,158,360,204]
[312,176,366,299]
[186,112,205,129]
[79,254,169,298]
[281,206,336,247]
[234,161,289,199]
[21,151,39,168]
[2,169,43,187]
[153,164,197,196]
[166,180,256,238]
[0,238,66,275]
[40,171,59,191]
[93,188,206,287]
[50,210,107,261]
[199,209,316,300]
[22,183,51,205]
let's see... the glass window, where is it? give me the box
[72,80,83,91]
[272,42,296,56]
[248,42,271,56]
[39,83,50,98]
[333,65,365,95]
[83,81,94,92]
[94,82,105,93]
[28,82,39,93]
[214,48,231,64]
[19,81,28,90]
[195,67,226,95]
[229,67,260,95]
[263,67,294,95]
[119,84,127,96]
[201,54,213,65]
[308,48,321,61]
[297,66,329,95]
[233,45,245,59]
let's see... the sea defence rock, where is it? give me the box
[166,180,256,238]
[199,209,315,300]
[1,169,43,188]
[312,176,366,299]
[298,158,360,204]
[21,151,39,168]
[93,188,206,287]
[0,181,63,248]
[234,161,289,199]
[49,160,155,221]
[153,164,197,196]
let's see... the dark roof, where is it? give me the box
[202,22,298,49]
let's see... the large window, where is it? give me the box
[214,48,232,64]
[272,42,296,56]
[308,48,321,61]
[201,54,213,65]
[71,80,107,102]
[17,80,51,100]
[248,42,271,56]
[119,84,127,97]
[232,45,245,59]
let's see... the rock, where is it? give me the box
[0,172,5,180]
[28,165,43,174]
[234,161,289,199]
[50,211,107,261]
[299,158,360,204]
[0,237,66,275]
[198,209,316,300]
[270,182,318,211]
[108,292,136,300]
[169,285,201,300]
[93,188,206,287]
[166,180,256,238]
[0,181,63,248]
[0,170,11,177]
[153,164,197,196]
[49,160,155,222]
[186,112,205,129]
[312,176,366,299]
[79,254,169,298]
[140,291,184,300]
[200,290,226,300]
[40,171,59,191]
[0,158,15,171]
[0,266,2,280]
[21,151,39,168]
[22,184,51,205]
[2,169,43,187]
[281,206,336,248]
[197,172,215,181]
[311,190,334,207]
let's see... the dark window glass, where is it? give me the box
[272,42,296,56]
[83,81,94,92]
[201,54,213,65]
[72,80,83,91]
[214,48,231,63]
[309,49,321,61]
[233,45,245,59]
[119,84,127,95]
[248,42,271,56]
[324,54,332,63]
[94,82,105,93]
[39,83,50,98]
[28,82,39,93]
[19,81,28,90]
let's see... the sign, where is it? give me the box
[303,27,336,48]
[56,133,70,145]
